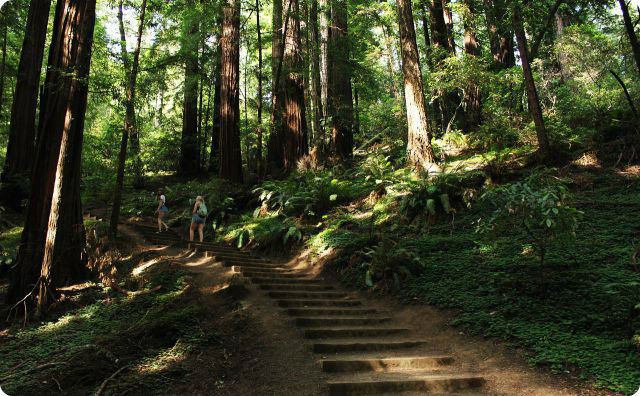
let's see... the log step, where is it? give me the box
[313,340,426,353]
[285,308,378,316]
[303,328,409,339]
[276,299,362,308]
[259,284,334,291]
[295,317,392,327]
[268,291,349,299]
[320,356,454,373]
[251,277,324,285]
[327,373,485,396]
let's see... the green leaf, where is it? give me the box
[329,194,338,201]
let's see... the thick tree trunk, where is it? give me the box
[281,0,309,171]
[442,0,456,53]
[310,0,324,149]
[198,42,205,170]
[484,0,514,69]
[219,0,243,182]
[8,0,96,308]
[619,0,640,76]
[179,12,200,176]
[0,0,52,210]
[209,36,222,173]
[513,3,550,158]
[429,0,451,52]
[110,0,147,239]
[398,0,436,171]
[0,25,7,120]
[319,0,331,137]
[256,0,264,176]
[463,0,482,131]
[267,0,284,171]
[330,0,353,159]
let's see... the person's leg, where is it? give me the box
[189,221,195,241]
[161,212,169,231]
[157,211,163,232]
[198,223,204,242]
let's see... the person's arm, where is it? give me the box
[192,202,198,215]
[156,199,162,213]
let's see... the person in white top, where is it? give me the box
[155,189,169,233]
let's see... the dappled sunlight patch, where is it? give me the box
[134,339,191,375]
[572,151,602,168]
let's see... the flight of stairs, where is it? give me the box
[132,222,487,395]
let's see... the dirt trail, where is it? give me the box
[129,223,615,396]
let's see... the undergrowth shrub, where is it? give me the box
[477,171,583,269]
[224,215,302,253]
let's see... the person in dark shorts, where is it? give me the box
[190,196,207,242]
[155,190,169,233]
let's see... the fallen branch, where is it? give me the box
[95,365,130,396]
[0,362,65,383]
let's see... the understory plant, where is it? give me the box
[477,171,583,268]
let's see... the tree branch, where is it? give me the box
[530,0,564,61]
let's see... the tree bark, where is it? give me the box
[310,0,324,149]
[513,2,550,158]
[420,0,432,63]
[267,0,285,171]
[463,0,482,130]
[354,86,360,136]
[219,0,243,182]
[110,0,147,239]
[319,0,331,139]
[1,0,52,210]
[209,33,222,173]
[179,8,200,176]
[442,0,456,54]
[618,0,640,76]
[0,24,7,121]
[483,0,514,69]
[398,0,436,171]
[8,0,96,307]
[330,0,353,159]
[256,0,264,176]
[429,0,451,52]
[281,0,309,171]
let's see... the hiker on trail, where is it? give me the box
[190,196,207,242]
[155,190,169,233]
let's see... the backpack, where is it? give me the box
[197,202,208,217]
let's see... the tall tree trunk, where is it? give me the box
[198,41,206,170]
[484,0,514,69]
[9,0,96,308]
[0,0,52,210]
[319,0,331,144]
[354,86,360,136]
[513,2,550,158]
[110,0,148,239]
[463,0,482,130]
[256,0,264,176]
[379,20,401,99]
[310,0,324,148]
[179,10,200,176]
[429,0,451,52]
[330,0,353,159]
[267,0,284,171]
[442,0,456,53]
[281,0,309,171]
[619,0,640,76]
[219,0,243,182]
[0,25,7,120]
[398,0,436,171]
[420,0,432,63]
[209,34,222,173]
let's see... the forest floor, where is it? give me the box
[0,220,623,395]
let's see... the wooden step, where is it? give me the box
[285,308,378,316]
[326,373,485,396]
[295,317,392,327]
[240,271,306,278]
[250,277,323,285]
[320,355,454,373]
[303,327,409,339]
[268,291,349,299]
[276,299,362,308]
[259,284,334,291]
[313,340,426,353]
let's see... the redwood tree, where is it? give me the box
[267,0,284,171]
[330,0,353,159]
[281,0,309,171]
[397,0,436,171]
[463,0,482,130]
[110,0,148,239]
[219,0,243,182]
[8,0,96,307]
[0,0,53,209]
[309,0,324,148]
[179,8,201,176]
[209,32,222,173]
[618,0,640,75]
[483,0,514,69]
